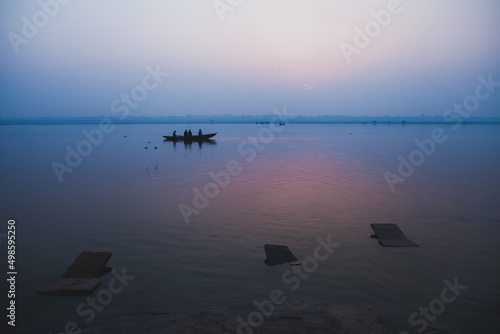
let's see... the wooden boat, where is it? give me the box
[163,133,217,141]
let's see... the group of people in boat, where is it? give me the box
[172,129,203,139]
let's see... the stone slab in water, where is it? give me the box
[371,224,419,247]
[38,251,112,296]
[62,252,112,278]
[37,278,101,296]
[264,244,298,266]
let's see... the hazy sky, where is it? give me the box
[1,0,499,118]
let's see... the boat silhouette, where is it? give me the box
[163,133,217,142]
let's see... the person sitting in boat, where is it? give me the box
[183,130,188,137]
[188,129,192,137]
[172,130,177,139]
[198,129,202,136]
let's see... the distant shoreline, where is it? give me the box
[1,117,500,126]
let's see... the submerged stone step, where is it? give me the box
[37,278,101,296]
[37,251,112,296]
[370,224,419,247]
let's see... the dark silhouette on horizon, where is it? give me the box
[163,130,217,142]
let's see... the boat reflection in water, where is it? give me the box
[180,138,216,149]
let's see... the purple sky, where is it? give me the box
[1,0,499,118]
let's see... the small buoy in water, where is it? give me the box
[154,147,157,149]
[124,136,127,137]
[148,141,151,143]
[144,147,148,149]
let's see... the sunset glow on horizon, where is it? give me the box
[1,0,499,118]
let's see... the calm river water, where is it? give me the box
[0,123,499,333]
